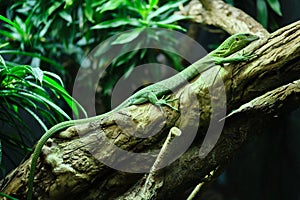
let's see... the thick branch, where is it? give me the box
[158,78,300,199]
[178,0,269,36]
[155,20,300,199]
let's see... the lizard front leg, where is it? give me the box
[147,92,179,112]
[213,52,257,65]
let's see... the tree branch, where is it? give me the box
[178,0,269,36]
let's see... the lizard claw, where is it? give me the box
[147,92,178,112]
[155,96,179,112]
[241,50,257,59]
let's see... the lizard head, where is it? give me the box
[212,33,259,57]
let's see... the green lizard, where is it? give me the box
[26,33,259,200]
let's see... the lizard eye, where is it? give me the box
[235,38,239,41]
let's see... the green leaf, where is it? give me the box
[30,57,41,68]
[64,0,75,8]
[123,62,136,79]
[76,37,88,46]
[13,104,19,113]
[266,0,282,16]
[257,0,268,28]
[84,0,95,23]
[0,15,24,36]
[9,65,32,77]
[156,14,190,24]
[113,49,140,66]
[59,11,73,23]
[154,22,186,31]
[149,0,159,10]
[147,0,188,21]
[99,0,124,13]
[0,89,42,110]
[39,18,54,37]
[47,2,63,16]
[0,55,7,69]
[43,75,87,118]
[0,192,19,200]
[15,94,38,111]
[0,50,64,71]
[112,28,144,45]
[92,0,107,7]
[126,0,147,15]
[24,3,39,29]
[31,67,44,84]
[14,16,26,34]
[44,71,65,87]
[0,30,15,39]
[18,90,71,120]
[0,15,17,29]
[92,18,140,29]
[23,107,48,131]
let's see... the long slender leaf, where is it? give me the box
[0,55,7,69]
[31,67,44,84]
[0,192,19,200]
[112,28,144,45]
[92,18,140,29]
[59,11,73,23]
[0,89,49,111]
[149,0,159,10]
[23,107,48,131]
[0,103,31,147]
[155,14,190,24]
[43,71,65,87]
[39,17,54,38]
[43,75,87,118]
[147,0,188,21]
[0,15,25,36]
[99,0,124,13]
[257,0,268,28]
[0,88,70,120]
[0,50,64,70]
[266,0,282,16]
[19,91,70,120]
[84,0,95,22]
[154,22,186,31]
[0,30,16,39]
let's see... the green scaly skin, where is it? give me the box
[26,33,259,200]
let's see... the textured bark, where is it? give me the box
[1,2,300,200]
[177,0,269,37]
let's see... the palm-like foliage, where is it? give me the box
[0,0,191,177]
[0,56,86,176]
